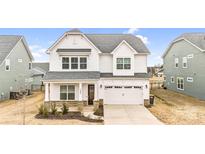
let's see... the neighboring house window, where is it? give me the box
[116,58,131,70]
[60,85,75,100]
[187,77,193,82]
[171,76,175,83]
[187,54,194,59]
[5,59,10,71]
[18,59,22,63]
[177,77,184,90]
[71,57,78,69]
[175,58,179,68]
[182,57,187,68]
[62,57,69,69]
[29,62,32,70]
[80,57,87,69]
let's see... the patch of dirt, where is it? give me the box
[147,89,205,125]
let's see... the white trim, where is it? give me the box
[182,57,187,68]
[177,77,184,91]
[47,32,102,53]
[61,56,88,70]
[171,76,175,83]
[111,40,138,54]
[162,37,205,58]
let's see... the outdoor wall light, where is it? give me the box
[100,84,102,88]
[145,84,148,89]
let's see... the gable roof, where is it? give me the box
[0,35,33,65]
[86,34,150,53]
[47,29,150,54]
[163,33,205,58]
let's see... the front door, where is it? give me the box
[88,84,94,105]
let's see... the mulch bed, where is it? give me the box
[35,111,103,123]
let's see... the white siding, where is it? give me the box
[134,55,147,73]
[49,34,99,72]
[113,42,135,76]
[99,54,113,72]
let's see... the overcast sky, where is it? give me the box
[1,28,205,66]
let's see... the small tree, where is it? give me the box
[51,103,57,115]
[61,103,69,115]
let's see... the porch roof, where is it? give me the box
[43,71,100,81]
[100,73,150,78]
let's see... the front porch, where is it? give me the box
[44,81,99,106]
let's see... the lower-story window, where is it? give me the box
[60,85,75,100]
[177,77,184,90]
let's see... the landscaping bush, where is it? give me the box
[43,106,49,117]
[51,103,57,115]
[61,103,69,115]
[78,105,84,115]
[94,103,104,116]
[38,104,44,115]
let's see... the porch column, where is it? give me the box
[94,83,98,100]
[45,83,49,101]
[79,83,82,101]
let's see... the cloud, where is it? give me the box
[124,28,139,34]
[136,35,149,44]
[29,45,47,59]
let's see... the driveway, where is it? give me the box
[104,105,163,125]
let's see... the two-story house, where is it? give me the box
[0,35,33,101]
[43,29,150,105]
[163,33,205,100]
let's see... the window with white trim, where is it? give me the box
[175,58,179,68]
[187,77,193,82]
[62,57,69,69]
[60,85,75,100]
[29,62,32,70]
[5,59,10,71]
[171,76,175,83]
[182,57,187,68]
[177,77,184,90]
[71,57,78,69]
[80,57,87,69]
[116,58,131,70]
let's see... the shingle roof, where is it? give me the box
[0,35,22,64]
[56,49,91,52]
[100,73,150,78]
[32,62,49,72]
[43,71,101,81]
[67,28,82,33]
[86,34,150,53]
[175,33,205,50]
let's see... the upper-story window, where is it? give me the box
[116,58,131,70]
[71,57,78,69]
[62,57,87,70]
[5,59,10,71]
[29,62,32,70]
[182,57,187,68]
[80,57,87,69]
[62,57,69,69]
[175,58,179,68]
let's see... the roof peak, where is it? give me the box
[67,28,82,33]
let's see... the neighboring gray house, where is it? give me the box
[31,62,49,90]
[0,35,33,101]
[162,33,205,100]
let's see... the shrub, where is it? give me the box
[38,104,44,115]
[51,103,57,115]
[61,103,69,115]
[78,105,84,114]
[94,103,104,116]
[43,106,49,117]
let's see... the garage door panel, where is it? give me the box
[104,87,143,105]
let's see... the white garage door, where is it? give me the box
[104,86,144,104]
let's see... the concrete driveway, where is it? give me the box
[104,105,163,125]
